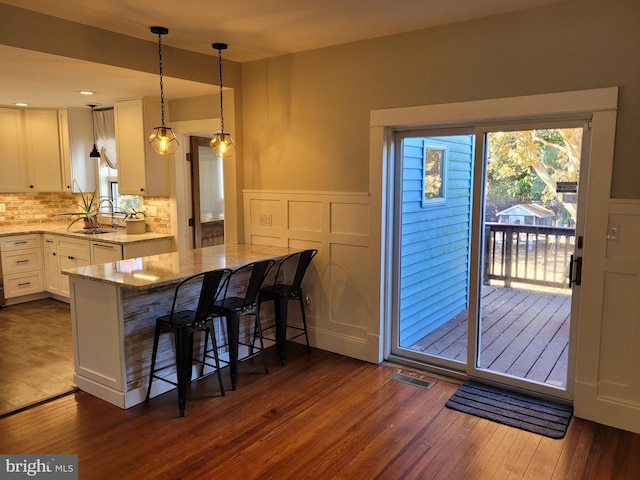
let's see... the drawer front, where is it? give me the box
[4,271,44,298]
[90,241,123,264]
[56,236,90,258]
[43,234,57,250]
[0,234,42,251]
[1,248,43,274]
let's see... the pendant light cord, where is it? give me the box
[217,46,224,134]
[156,31,166,127]
[90,105,96,141]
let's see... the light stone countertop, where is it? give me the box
[0,222,173,245]
[62,243,299,290]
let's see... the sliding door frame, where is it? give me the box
[370,88,618,400]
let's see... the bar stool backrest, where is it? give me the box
[217,260,275,312]
[168,269,229,325]
[268,249,318,298]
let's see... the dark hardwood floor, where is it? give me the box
[0,298,75,416]
[411,286,570,388]
[1,342,639,479]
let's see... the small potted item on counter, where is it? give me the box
[125,209,147,234]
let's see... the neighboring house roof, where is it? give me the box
[496,203,555,218]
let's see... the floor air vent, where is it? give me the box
[390,373,434,390]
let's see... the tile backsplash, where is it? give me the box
[0,192,172,234]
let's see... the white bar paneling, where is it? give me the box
[243,189,374,362]
[288,200,322,232]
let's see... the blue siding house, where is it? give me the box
[399,135,474,347]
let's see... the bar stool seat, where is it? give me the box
[145,268,229,417]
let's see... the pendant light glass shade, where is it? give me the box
[149,26,178,155]
[149,126,179,155]
[210,132,235,157]
[210,43,235,157]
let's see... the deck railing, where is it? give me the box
[483,223,575,289]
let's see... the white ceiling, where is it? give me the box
[0,0,568,108]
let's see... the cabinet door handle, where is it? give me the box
[68,256,75,260]
[16,259,30,264]
[14,241,28,245]
[18,282,31,287]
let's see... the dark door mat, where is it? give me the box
[445,381,572,439]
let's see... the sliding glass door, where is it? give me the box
[391,119,589,398]
[392,128,475,371]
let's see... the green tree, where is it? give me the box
[487,128,582,221]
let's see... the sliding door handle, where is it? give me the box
[569,255,583,287]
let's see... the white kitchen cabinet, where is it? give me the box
[58,108,98,193]
[114,98,170,196]
[23,109,64,192]
[0,234,44,299]
[0,108,27,192]
[56,236,91,298]
[90,241,123,264]
[0,108,63,193]
[43,234,60,295]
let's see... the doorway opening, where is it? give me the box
[391,120,587,399]
[189,136,225,248]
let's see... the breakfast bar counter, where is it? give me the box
[63,244,299,409]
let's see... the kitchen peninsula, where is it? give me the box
[63,243,299,409]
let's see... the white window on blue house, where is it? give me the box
[422,143,447,206]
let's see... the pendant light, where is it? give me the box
[148,26,179,155]
[87,104,101,158]
[210,43,235,157]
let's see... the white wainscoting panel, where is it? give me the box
[243,190,374,362]
[576,199,640,432]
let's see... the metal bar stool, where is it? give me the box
[257,249,318,365]
[145,268,229,417]
[208,259,274,390]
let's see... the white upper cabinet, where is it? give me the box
[114,98,170,196]
[58,108,98,193]
[0,108,64,193]
[0,108,27,192]
[23,109,64,192]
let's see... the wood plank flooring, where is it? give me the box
[411,286,570,387]
[0,298,75,416]
[1,342,639,479]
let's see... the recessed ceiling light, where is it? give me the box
[15,102,29,106]
[78,91,97,95]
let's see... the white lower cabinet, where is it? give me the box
[1,234,44,299]
[43,235,60,295]
[41,234,92,299]
[56,236,91,298]
[3,232,172,302]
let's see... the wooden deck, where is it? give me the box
[409,286,570,388]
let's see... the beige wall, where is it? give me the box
[241,0,640,199]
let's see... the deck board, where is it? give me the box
[409,286,570,387]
